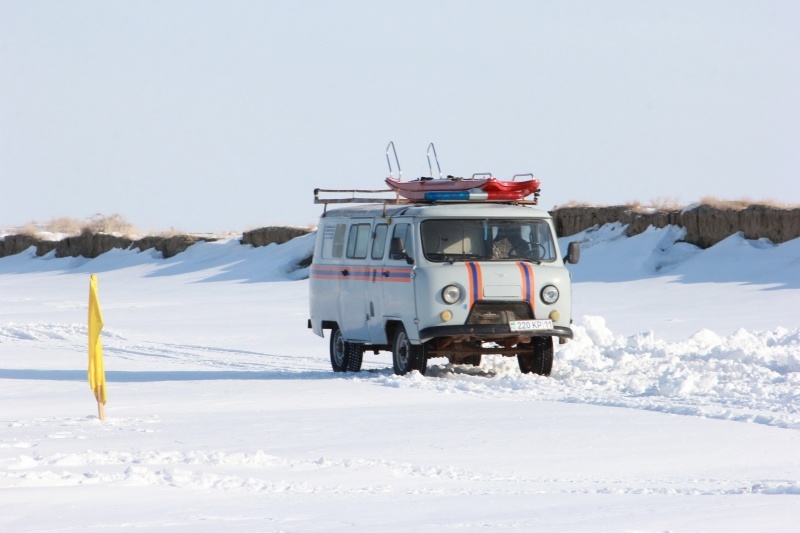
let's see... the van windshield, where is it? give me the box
[421,219,557,263]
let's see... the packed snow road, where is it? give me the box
[2,314,799,431]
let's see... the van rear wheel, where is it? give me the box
[330,326,363,372]
[517,337,553,376]
[392,325,428,376]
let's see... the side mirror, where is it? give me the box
[566,241,581,264]
[390,237,414,264]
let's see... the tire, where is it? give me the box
[329,326,364,372]
[392,325,428,376]
[517,336,553,376]
[462,354,482,367]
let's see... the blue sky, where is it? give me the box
[2,0,798,232]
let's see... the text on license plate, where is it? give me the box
[508,319,553,332]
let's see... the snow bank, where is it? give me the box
[371,316,800,431]
[562,223,800,288]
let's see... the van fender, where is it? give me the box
[384,318,423,345]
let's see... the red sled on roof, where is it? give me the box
[385,175,541,202]
[313,142,543,210]
[383,142,541,202]
[384,176,489,200]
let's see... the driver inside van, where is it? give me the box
[492,225,531,259]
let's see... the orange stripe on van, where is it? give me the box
[466,262,483,308]
[475,262,483,301]
[517,262,535,314]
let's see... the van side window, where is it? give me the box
[389,223,412,261]
[371,224,388,260]
[346,223,371,259]
[322,223,347,259]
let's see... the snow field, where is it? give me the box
[2,226,800,531]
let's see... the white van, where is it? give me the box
[308,198,580,376]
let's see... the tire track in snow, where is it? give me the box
[107,342,327,373]
[3,448,799,496]
[0,322,329,374]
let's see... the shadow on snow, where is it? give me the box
[0,368,341,382]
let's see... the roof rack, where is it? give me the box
[314,142,541,213]
[313,188,539,213]
[314,188,401,204]
[313,188,408,214]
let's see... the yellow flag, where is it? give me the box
[88,274,106,406]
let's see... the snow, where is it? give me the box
[2,226,800,531]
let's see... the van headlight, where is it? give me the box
[541,285,559,304]
[442,284,461,304]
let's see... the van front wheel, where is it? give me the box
[517,337,553,376]
[330,326,363,372]
[392,325,427,376]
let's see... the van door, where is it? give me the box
[379,220,416,339]
[366,222,389,344]
[310,220,348,336]
[339,220,372,342]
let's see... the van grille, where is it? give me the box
[466,301,533,325]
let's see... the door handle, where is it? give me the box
[341,269,349,276]
[382,270,390,277]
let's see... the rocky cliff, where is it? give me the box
[551,204,800,248]
[241,226,311,247]
[0,226,314,260]
[0,230,218,259]
[2,204,798,260]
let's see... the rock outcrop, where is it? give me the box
[1,234,41,257]
[0,225,314,260]
[133,235,214,259]
[551,204,800,248]
[241,226,311,247]
[0,231,217,259]
[2,205,798,261]
[242,226,314,270]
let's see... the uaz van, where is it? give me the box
[308,199,580,376]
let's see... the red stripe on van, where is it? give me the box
[311,265,411,283]
[380,267,413,282]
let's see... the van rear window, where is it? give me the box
[346,224,371,259]
[321,223,347,259]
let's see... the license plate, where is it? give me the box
[509,319,553,332]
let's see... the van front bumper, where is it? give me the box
[419,324,573,341]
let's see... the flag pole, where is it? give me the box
[97,395,105,421]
